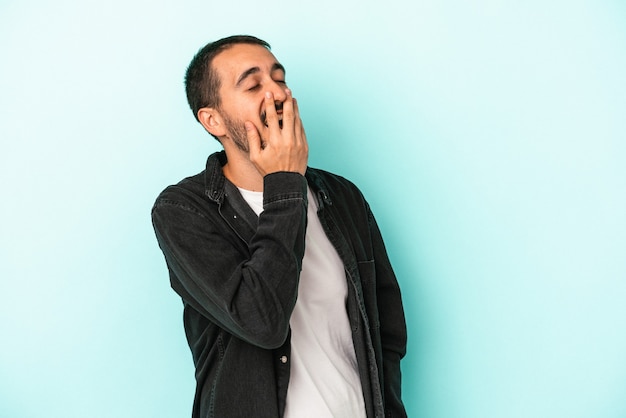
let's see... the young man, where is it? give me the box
[152,35,407,418]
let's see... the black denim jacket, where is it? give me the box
[152,151,407,418]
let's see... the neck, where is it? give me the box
[222,147,264,192]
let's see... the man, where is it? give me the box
[152,35,407,418]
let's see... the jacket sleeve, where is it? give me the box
[368,207,408,418]
[151,172,308,349]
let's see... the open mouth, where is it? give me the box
[261,102,284,128]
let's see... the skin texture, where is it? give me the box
[196,44,308,191]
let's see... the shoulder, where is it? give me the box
[306,166,369,209]
[152,170,208,215]
[153,151,225,210]
[307,166,361,191]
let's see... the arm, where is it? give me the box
[369,208,408,417]
[152,172,307,349]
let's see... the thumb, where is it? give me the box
[245,121,262,153]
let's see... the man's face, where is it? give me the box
[212,43,288,152]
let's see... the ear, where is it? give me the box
[197,107,227,137]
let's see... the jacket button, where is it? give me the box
[280,355,288,364]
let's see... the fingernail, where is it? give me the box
[265,92,272,99]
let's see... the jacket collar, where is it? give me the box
[203,150,333,209]
[204,151,228,204]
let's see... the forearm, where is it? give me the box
[152,172,308,349]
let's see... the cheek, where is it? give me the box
[223,95,265,125]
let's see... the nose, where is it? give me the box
[268,79,287,102]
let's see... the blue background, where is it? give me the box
[1,1,625,417]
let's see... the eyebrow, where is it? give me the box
[235,62,286,87]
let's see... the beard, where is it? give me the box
[221,111,250,153]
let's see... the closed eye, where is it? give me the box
[248,80,286,92]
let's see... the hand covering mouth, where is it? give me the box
[260,102,284,128]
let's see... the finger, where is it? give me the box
[245,121,262,157]
[292,97,301,134]
[263,92,280,134]
[293,97,307,146]
[281,89,295,134]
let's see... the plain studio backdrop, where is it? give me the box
[1,1,625,417]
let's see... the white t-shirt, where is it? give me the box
[238,186,366,418]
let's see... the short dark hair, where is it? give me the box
[185,35,271,124]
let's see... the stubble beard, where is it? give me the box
[221,112,250,153]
